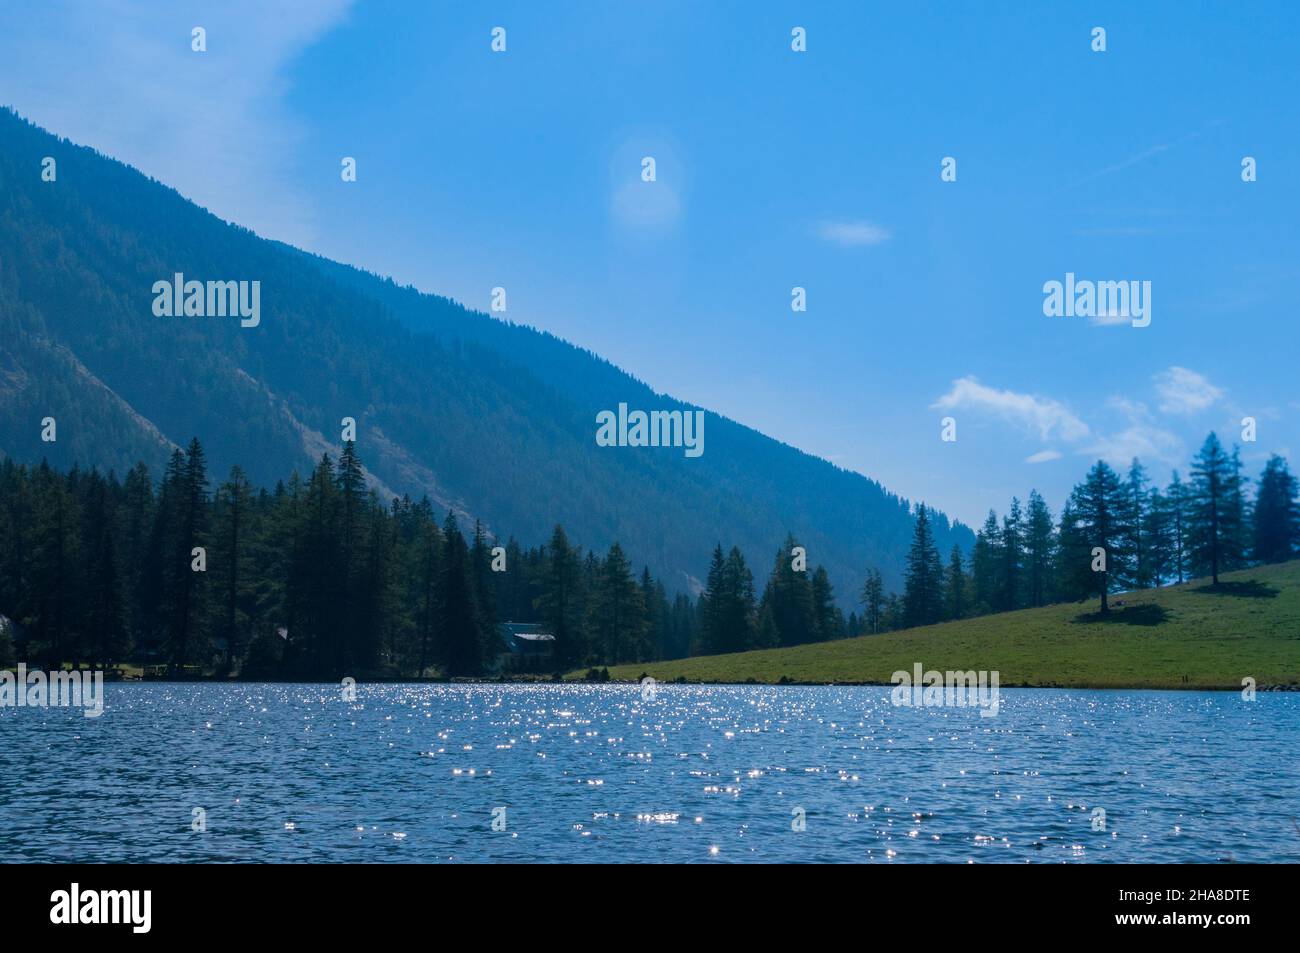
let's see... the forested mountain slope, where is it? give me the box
[0,107,971,598]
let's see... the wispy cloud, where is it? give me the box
[1084,425,1183,468]
[935,381,1187,470]
[1069,142,1171,189]
[1082,398,1184,468]
[813,220,891,247]
[0,0,353,247]
[932,377,1090,442]
[1153,366,1224,415]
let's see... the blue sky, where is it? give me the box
[2,1,1296,527]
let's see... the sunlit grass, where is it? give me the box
[583,560,1300,690]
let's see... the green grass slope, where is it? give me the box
[586,561,1300,690]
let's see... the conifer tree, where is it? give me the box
[437,513,482,676]
[1000,497,1024,611]
[810,566,842,640]
[971,511,1001,614]
[537,524,583,668]
[860,567,885,634]
[701,544,755,653]
[902,504,944,627]
[211,466,254,675]
[413,504,442,676]
[943,545,966,621]
[1024,490,1055,607]
[1069,460,1128,612]
[760,534,816,645]
[1124,459,1151,589]
[1189,433,1242,585]
[1164,471,1190,584]
[1144,487,1175,587]
[587,542,645,663]
[1253,455,1299,564]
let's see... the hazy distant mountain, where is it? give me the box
[0,107,971,600]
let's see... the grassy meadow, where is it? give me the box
[581,561,1300,690]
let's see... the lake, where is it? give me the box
[1,683,1296,863]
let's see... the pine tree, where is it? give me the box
[537,525,583,668]
[1069,460,1129,612]
[1000,497,1023,611]
[1225,446,1251,572]
[1024,490,1055,607]
[810,566,841,641]
[118,462,154,645]
[860,567,885,634]
[437,513,482,677]
[1188,433,1242,585]
[78,470,125,669]
[211,466,254,675]
[1124,459,1151,589]
[760,534,816,646]
[701,544,755,653]
[1165,471,1190,583]
[299,455,343,674]
[335,443,368,671]
[1253,455,1299,563]
[357,491,396,672]
[166,439,210,673]
[642,567,672,658]
[587,542,645,663]
[470,520,502,662]
[902,504,944,627]
[414,506,441,676]
[971,510,1001,614]
[1144,487,1175,587]
[943,545,966,621]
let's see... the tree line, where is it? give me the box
[0,441,849,676]
[865,432,1299,632]
[3,432,1295,676]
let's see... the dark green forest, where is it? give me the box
[877,433,1299,632]
[0,440,850,677]
[2,432,1294,679]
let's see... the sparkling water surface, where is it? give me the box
[2,683,1296,863]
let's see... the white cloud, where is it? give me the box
[1089,310,1132,327]
[1153,366,1224,415]
[934,379,1188,472]
[0,0,353,247]
[1083,425,1183,468]
[932,376,1090,442]
[814,220,891,247]
[1081,396,1183,467]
